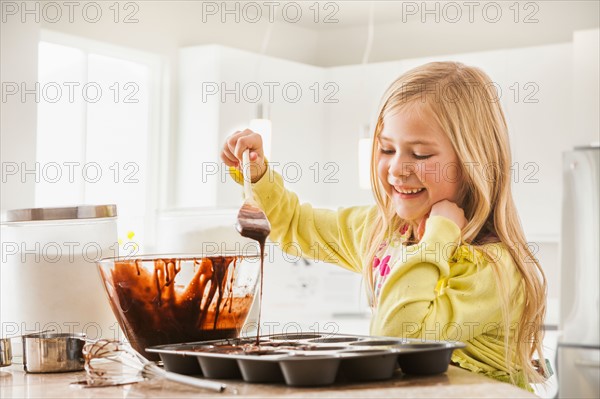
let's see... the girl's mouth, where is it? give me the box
[393,186,426,199]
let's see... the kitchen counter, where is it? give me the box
[1,362,536,398]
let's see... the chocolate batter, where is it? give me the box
[101,256,253,361]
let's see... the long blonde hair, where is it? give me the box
[364,62,547,385]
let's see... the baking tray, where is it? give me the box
[147,332,465,387]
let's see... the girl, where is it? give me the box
[220,61,547,390]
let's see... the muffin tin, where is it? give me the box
[147,332,465,387]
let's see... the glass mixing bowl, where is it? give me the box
[97,251,261,360]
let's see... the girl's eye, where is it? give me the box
[413,154,432,160]
[379,148,395,155]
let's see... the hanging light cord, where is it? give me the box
[362,2,375,65]
[253,22,274,119]
[261,23,273,56]
[255,22,273,79]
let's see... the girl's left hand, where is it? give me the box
[429,200,467,230]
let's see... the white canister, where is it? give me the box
[1,205,119,341]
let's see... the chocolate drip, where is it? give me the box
[257,238,265,345]
[211,257,229,330]
[236,202,271,346]
[239,229,268,345]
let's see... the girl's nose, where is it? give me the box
[389,157,416,180]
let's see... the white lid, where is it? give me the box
[5,205,117,222]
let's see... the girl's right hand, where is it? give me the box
[221,129,267,183]
[430,200,467,230]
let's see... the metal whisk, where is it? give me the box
[82,339,226,392]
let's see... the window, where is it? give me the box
[36,31,164,252]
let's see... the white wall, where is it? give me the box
[177,46,222,208]
[176,45,329,209]
[0,19,40,212]
[573,28,600,144]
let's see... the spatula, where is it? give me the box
[235,149,271,241]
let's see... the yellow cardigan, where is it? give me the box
[232,167,529,389]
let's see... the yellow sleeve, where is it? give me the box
[230,165,376,273]
[370,215,523,342]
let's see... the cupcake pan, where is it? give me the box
[147,332,465,387]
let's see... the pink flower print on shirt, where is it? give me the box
[373,256,381,269]
[378,255,391,277]
[373,251,391,303]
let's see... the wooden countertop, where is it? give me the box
[1,362,536,398]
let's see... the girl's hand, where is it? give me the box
[429,200,467,230]
[221,129,267,183]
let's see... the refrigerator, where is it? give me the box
[558,145,600,398]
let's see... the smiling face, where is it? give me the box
[376,105,463,225]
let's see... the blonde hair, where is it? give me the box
[364,61,547,386]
